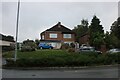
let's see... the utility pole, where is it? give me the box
[14,0,20,62]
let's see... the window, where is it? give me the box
[42,35,44,39]
[63,34,71,38]
[50,33,57,38]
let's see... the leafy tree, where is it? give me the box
[104,31,112,49]
[73,19,89,42]
[70,43,75,48]
[23,39,37,48]
[6,35,14,42]
[110,33,120,48]
[104,31,118,49]
[89,15,104,34]
[110,17,120,39]
[35,39,40,46]
[109,17,120,48]
[92,32,105,49]
[89,15,104,49]
[0,34,14,42]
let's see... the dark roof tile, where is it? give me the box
[42,22,74,34]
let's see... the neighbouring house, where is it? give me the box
[0,40,14,46]
[0,40,15,52]
[40,22,75,49]
[0,34,15,52]
[79,33,107,53]
[79,33,90,45]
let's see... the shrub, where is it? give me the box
[21,46,35,52]
[2,45,15,52]
[61,43,70,49]
[4,51,120,67]
[67,48,75,52]
[5,59,15,67]
[70,43,75,48]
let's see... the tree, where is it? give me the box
[92,32,105,49]
[0,34,14,42]
[89,15,104,34]
[6,35,14,42]
[23,39,37,48]
[104,31,115,49]
[111,17,120,39]
[35,39,40,46]
[73,19,89,42]
[110,17,120,48]
[89,15,104,49]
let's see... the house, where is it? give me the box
[40,22,75,49]
[79,33,107,53]
[0,34,15,52]
[0,40,14,46]
[79,33,90,45]
[0,40,15,52]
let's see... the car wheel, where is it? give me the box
[40,47,43,49]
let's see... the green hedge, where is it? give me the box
[5,52,120,67]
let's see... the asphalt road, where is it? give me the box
[2,66,119,78]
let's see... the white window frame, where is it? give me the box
[50,33,57,38]
[42,35,44,40]
[63,34,72,38]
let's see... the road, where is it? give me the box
[2,66,119,78]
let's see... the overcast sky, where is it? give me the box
[1,1,119,42]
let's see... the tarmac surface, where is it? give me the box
[2,66,119,78]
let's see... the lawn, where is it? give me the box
[2,49,120,67]
[3,49,77,58]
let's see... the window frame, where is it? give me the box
[49,33,58,38]
[63,34,72,38]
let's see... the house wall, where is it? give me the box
[62,34,75,42]
[45,31,62,41]
[79,35,90,45]
[41,31,75,43]
[0,40,15,46]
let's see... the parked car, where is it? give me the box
[107,48,120,54]
[38,43,53,49]
[80,44,90,48]
[79,47,102,54]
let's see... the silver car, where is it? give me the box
[80,46,102,54]
[107,48,120,54]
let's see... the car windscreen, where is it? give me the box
[116,49,120,51]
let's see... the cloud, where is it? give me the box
[1,2,118,42]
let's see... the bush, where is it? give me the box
[5,59,15,67]
[21,46,35,52]
[67,48,75,52]
[70,43,75,48]
[4,51,120,67]
[2,45,15,52]
[61,43,70,49]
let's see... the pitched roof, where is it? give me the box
[41,22,74,34]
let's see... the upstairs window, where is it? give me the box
[42,35,44,40]
[63,34,72,38]
[50,33,57,38]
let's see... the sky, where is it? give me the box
[1,0,119,42]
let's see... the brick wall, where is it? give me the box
[41,31,75,42]
[79,34,90,44]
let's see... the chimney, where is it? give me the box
[58,22,61,28]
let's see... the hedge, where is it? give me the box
[4,52,120,67]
